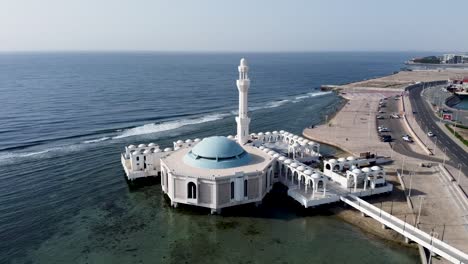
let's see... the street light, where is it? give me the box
[416,195,425,225]
[408,172,414,198]
[458,163,463,184]
[442,147,448,167]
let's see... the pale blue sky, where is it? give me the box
[1,0,467,52]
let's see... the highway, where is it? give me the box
[408,85,468,176]
[376,97,444,164]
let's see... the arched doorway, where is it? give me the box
[187,182,197,199]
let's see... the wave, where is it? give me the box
[113,113,230,139]
[0,144,84,165]
[82,137,110,144]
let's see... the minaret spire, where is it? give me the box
[236,58,251,145]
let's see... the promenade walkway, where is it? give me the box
[342,195,468,264]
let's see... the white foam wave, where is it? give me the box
[0,144,84,165]
[113,113,229,139]
[83,137,110,144]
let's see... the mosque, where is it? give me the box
[121,59,393,213]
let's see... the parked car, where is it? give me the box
[427,131,434,137]
[391,113,400,119]
[380,135,392,142]
[376,115,385,119]
[379,110,385,114]
[402,135,413,142]
[378,127,390,132]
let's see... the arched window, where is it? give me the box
[325,164,331,170]
[136,156,140,161]
[244,179,248,197]
[230,182,235,199]
[187,182,196,199]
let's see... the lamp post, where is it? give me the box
[458,163,463,184]
[442,147,448,167]
[416,196,425,225]
[408,172,414,198]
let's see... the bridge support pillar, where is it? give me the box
[404,237,411,244]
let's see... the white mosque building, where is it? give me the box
[121,58,392,213]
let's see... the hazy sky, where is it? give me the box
[1,0,467,52]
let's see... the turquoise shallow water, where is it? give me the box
[0,52,422,263]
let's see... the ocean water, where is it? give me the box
[0,52,421,263]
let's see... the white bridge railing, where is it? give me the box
[341,195,468,264]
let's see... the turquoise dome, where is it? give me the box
[183,136,251,169]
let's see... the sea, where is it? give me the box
[0,52,423,263]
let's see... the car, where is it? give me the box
[380,135,392,142]
[391,113,400,119]
[376,115,385,119]
[379,110,385,114]
[427,132,434,137]
[378,127,390,132]
[402,135,413,142]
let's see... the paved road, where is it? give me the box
[408,85,468,176]
[376,96,444,164]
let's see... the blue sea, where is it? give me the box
[0,52,421,263]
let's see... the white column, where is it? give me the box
[236,58,251,145]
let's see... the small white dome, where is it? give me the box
[304,170,313,175]
[293,135,299,139]
[278,156,286,161]
[227,135,234,139]
[268,150,276,155]
[273,131,278,134]
[143,149,151,154]
[362,167,371,172]
[312,173,321,179]
[259,146,265,150]
[338,158,346,162]
[297,166,305,171]
[371,166,381,171]
[328,159,337,163]
[352,169,362,174]
[131,150,137,155]
[185,139,193,143]
[273,153,280,158]
[153,148,161,153]
[138,144,146,148]
[176,140,184,144]
[308,142,315,146]
[265,131,271,135]
[290,162,298,168]
[240,58,248,66]
[163,148,172,152]
[194,138,201,142]
[298,137,304,141]
[292,143,300,148]
[263,148,270,153]
[347,156,355,161]
[280,130,285,133]
[284,159,292,164]
[258,132,264,136]
[302,139,310,143]
[128,145,136,149]
[148,143,156,147]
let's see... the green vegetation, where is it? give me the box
[445,124,468,147]
[413,56,441,64]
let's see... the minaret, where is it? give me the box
[236,58,251,145]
